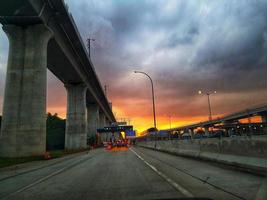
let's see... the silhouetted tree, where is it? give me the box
[46,113,65,150]
[87,135,97,146]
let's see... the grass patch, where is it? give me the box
[0,148,90,169]
[49,150,65,158]
[0,156,43,169]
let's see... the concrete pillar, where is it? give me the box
[65,83,87,150]
[189,129,194,139]
[99,113,106,128]
[261,113,267,122]
[87,104,99,138]
[0,25,52,157]
[104,117,107,127]
[260,113,267,133]
[204,127,209,136]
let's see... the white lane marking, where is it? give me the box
[3,155,90,199]
[130,148,194,198]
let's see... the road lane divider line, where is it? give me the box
[0,151,90,182]
[138,147,246,200]
[2,155,92,200]
[130,148,194,198]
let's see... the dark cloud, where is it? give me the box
[1,0,267,127]
[64,0,267,119]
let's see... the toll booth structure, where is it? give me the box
[97,125,134,144]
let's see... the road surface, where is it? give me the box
[0,147,264,200]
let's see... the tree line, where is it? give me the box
[0,114,65,151]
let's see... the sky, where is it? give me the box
[1,0,267,132]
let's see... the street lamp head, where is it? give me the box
[134,70,145,75]
[198,90,202,95]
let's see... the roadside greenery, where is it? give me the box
[46,113,65,151]
[0,113,66,168]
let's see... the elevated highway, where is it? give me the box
[166,103,267,133]
[0,0,115,157]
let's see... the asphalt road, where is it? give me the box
[0,147,264,200]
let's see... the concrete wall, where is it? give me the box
[138,135,267,174]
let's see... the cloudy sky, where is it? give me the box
[1,0,267,132]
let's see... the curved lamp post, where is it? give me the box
[134,71,157,130]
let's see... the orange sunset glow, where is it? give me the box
[46,69,266,135]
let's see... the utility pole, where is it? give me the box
[168,115,172,129]
[87,38,95,58]
[104,85,107,96]
[247,109,252,137]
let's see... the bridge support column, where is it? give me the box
[65,84,87,150]
[260,113,267,133]
[204,127,209,136]
[105,117,109,127]
[87,104,99,138]
[99,113,106,128]
[261,113,267,122]
[98,113,106,143]
[189,129,194,139]
[0,25,52,157]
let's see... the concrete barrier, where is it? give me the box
[137,135,267,175]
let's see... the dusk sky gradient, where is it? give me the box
[1,0,267,132]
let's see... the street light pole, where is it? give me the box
[199,90,216,121]
[168,115,172,129]
[207,94,212,121]
[104,85,108,96]
[134,71,157,129]
[87,38,95,58]
[168,115,172,140]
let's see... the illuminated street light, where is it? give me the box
[198,90,217,121]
